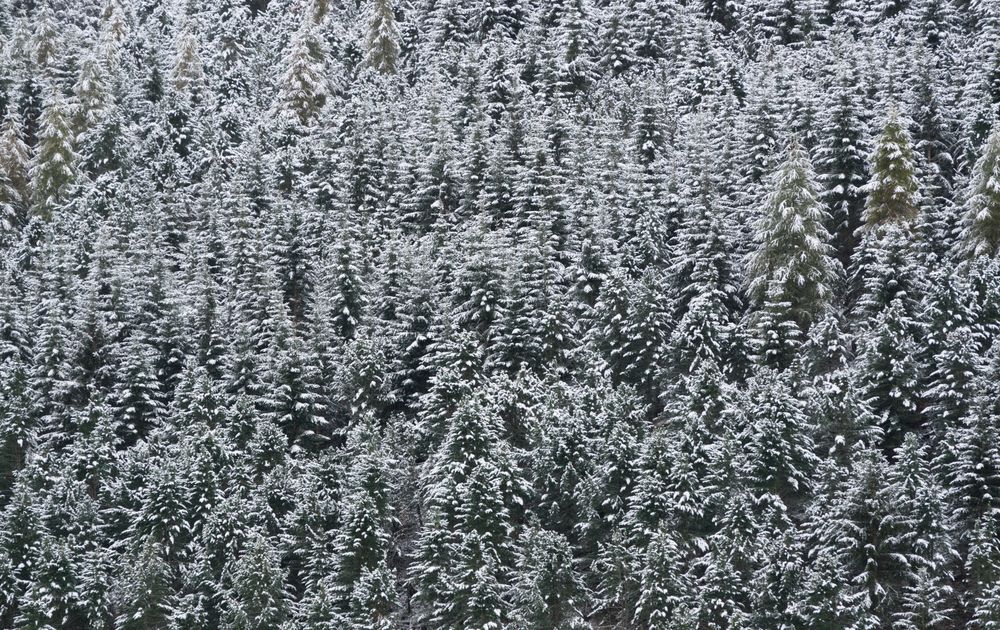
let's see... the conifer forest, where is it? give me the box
[4,0,1000,627]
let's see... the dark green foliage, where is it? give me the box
[0,2,995,629]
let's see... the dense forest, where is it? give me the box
[1,0,1000,628]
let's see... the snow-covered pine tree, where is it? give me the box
[831,447,921,626]
[854,108,926,321]
[222,532,287,629]
[746,138,838,368]
[961,124,1000,258]
[737,367,818,514]
[0,112,30,223]
[279,18,328,127]
[863,107,922,228]
[910,61,959,261]
[816,68,869,269]
[510,524,589,629]
[365,0,401,75]
[334,421,397,625]
[30,96,76,221]
[634,527,691,629]
[944,347,1000,535]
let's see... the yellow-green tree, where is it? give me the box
[961,126,1000,257]
[365,0,400,75]
[863,108,920,229]
[30,98,76,221]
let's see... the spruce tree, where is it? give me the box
[894,567,954,629]
[859,298,924,448]
[747,138,838,325]
[945,353,1000,533]
[0,112,30,230]
[961,125,1000,258]
[510,525,588,629]
[222,532,287,629]
[634,528,691,629]
[280,20,328,127]
[738,367,818,513]
[30,97,76,221]
[816,73,868,269]
[366,0,401,75]
[334,422,397,625]
[746,139,838,367]
[853,109,926,322]
[113,537,173,629]
[863,108,921,228]
[833,448,920,626]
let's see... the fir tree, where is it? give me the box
[834,448,921,625]
[961,125,1000,258]
[738,367,818,512]
[634,528,691,629]
[30,97,76,221]
[366,0,401,75]
[859,298,924,448]
[0,112,31,221]
[279,20,328,127]
[746,139,838,367]
[113,537,173,629]
[334,422,397,624]
[945,354,1000,532]
[863,108,921,228]
[747,138,838,326]
[510,524,588,629]
[222,532,287,630]
[894,567,953,629]
[816,73,869,268]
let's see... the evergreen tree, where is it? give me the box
[747,138,838,326]
[510,524,588,629]
[554,0,597,94]
[746,139,838,367]
[366,0,401,75]
[859,298,924,447]
[0,113,30,237]
[279,20,328,127]
[263,294,331,451]
[833,448,921,626]
[863,108,921,228]
[334,422,397,625]
[600,14,636,77]
[816,72,869,268]
[945,352,1000,533]
[222,532,287,630]
[894,567,953,629]
[0,358,33,493]
[30,97,76,220]
[961,125,1000,258]
[738,367,818,512]
[634,528,691,629]
[327,223,365,342]
[113,537,173,629]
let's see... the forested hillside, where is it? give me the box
[2,0,1000,627]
